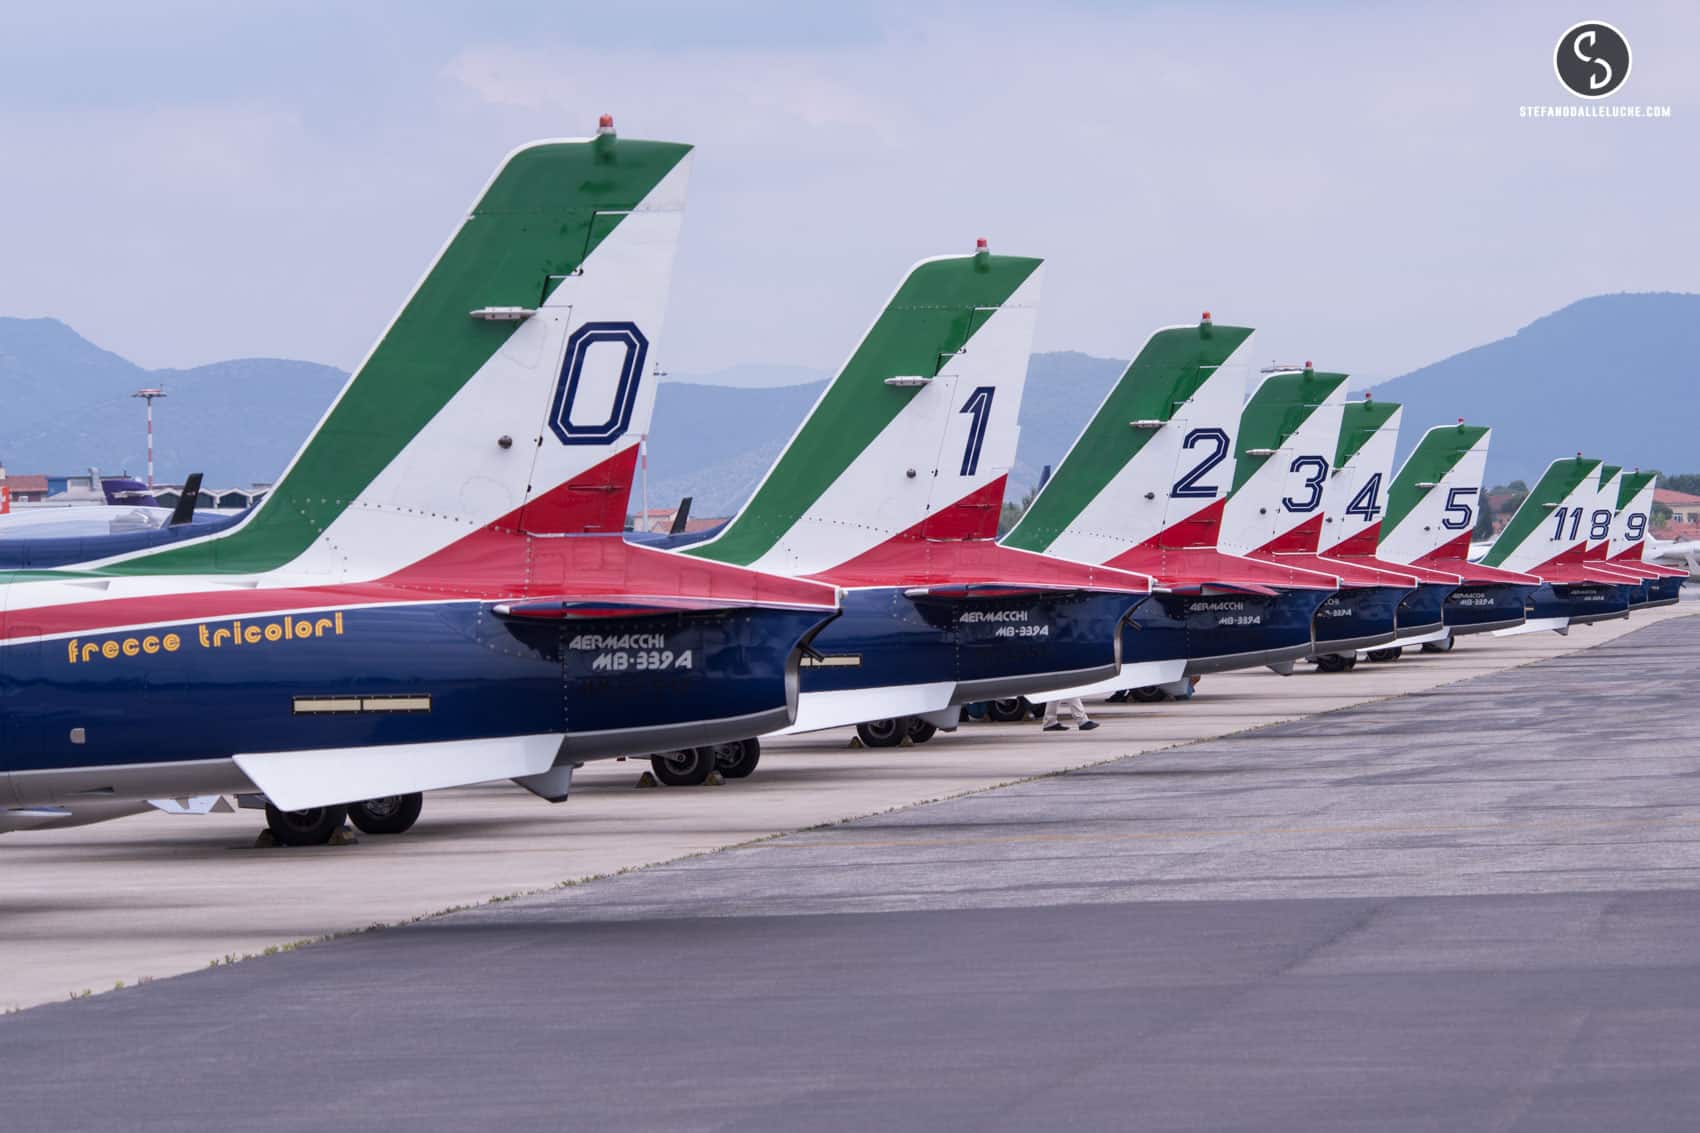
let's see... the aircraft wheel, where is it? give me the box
[1422,634,1456,654]
[715,738,762,780]
[855,718,907,748]
[1366,647,1403,663]
[1314,653,1356,673]
[1128,686,1167,703]
[650,747,717,786]
[906,718,938,745]
[265,802,349,847]
[986,699,1027,723]
[348,793,423,835]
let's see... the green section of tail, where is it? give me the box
[687,254,1042,567]
[1383,422,1487,535]
[108,137,692,576]
[1002,322,1252,553]
[1334,400,1400,468]
[1481,457,1598,567]
[1618,470,1657,509]
[1231,369,1347,494]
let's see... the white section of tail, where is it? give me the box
[1320,404,1402,554]
[1379,428,1491,564]
[1218,376,1346,556]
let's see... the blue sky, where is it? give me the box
[1,1,1695,384]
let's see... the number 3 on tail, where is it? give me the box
[958,386,995,476]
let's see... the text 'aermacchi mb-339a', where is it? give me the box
[0,123,844,844]
[673,246,1158,747]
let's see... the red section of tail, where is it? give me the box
[516,445,639,535]
[1142,497,1225,550]
[917,475,1008,541]
[1254,513,1324,556]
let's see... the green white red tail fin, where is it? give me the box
[1611,470,1660,561]
[95,128,693,579]
[1002,317,1256,560]
[1218,365,1348,556]
[1379,422,1491,568]
[686,248,1044,575]
[1318,397,1402,556]
[1482,456,1604,574]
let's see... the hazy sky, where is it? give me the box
[2,1,1696,385]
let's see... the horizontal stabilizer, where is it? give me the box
[1163,581,1282,597]
[493,592,837,619]
[901,581,1142,601]
[235,734,564,813]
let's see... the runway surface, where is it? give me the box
[5,612,1700,1131]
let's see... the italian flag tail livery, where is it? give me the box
[1380,422,1538,636]
[1318,398,1452,643]
[1004,322,1339,678]
[1224,366,1411,655]
[687,247,1048,576]
[1005,319,1336,593]
[1484,456,1635,630]
[1610,472,1687,605]
[99,129,697,580]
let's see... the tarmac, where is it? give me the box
[3,604,1699,1129]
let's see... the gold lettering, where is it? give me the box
[102,641,119,659]
[284,615,294,640]
[213,628,231,647]
[67,639,78,664]
[315,618,333,637]
[335,611,344,635]
[82,642,100,662]
[163,633,181,653]
[122,638,139,657]
[199,624,210,649]
[264,623,283,642]
[142,636,159,655]
[232,620,243,645]
[244,625,262,644]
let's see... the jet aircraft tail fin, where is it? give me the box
[685,246,1044,576]
[102,123,693,579]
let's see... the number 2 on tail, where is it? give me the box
[1170,428,1229,499]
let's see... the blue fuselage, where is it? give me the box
[1394,582,1455,639]
[1527,581,1634,625]
[1311,585,1410,653]
[1443,583,1537,634]
[0,602,829,790]
[799,587,1144,703]
[1118,589,1335,676]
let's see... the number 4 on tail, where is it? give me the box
[1345,473,1383,521]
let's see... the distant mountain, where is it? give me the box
[0,317,345,487]
[6,291,1692,508]
[1369,293,1700,486]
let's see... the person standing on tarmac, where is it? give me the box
[1042,697,1099,732]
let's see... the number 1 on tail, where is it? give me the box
[958,386,995,476]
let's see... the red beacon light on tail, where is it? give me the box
[597,114,615,136]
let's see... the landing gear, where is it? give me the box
[264,802,350,847]
[1365,647,1403,663]
[1313,652,1358,673]
[714,738,762,779]
[905,718,938,745]
[650,747,717,787]
[986,697,1033,723]
[1421,634,1456,654]
[348,793,423,835]
[855,718,907,748]
[1128,685,1167,703]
